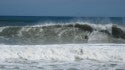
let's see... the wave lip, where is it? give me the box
[0,23,125,44]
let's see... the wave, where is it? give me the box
[0,44,125,62]
[0,23,125,44]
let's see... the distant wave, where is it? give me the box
[0,23,125,45]
[0,16,125,26]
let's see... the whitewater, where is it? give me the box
[0,44,124,70]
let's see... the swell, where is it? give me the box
[0,23,125,44]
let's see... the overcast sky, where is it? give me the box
[0,0,125,16]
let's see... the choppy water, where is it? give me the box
[0,44,125,70]
[0,16,125,70]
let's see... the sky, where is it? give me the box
[0,0,125,17]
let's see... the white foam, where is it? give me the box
[0,27,6,32]
[0,44,125,62]
[88,31,110,43]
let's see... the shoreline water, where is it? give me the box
[0,44,125,70]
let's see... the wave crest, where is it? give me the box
[0,23,125,44]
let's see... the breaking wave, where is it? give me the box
[0,23,125,45]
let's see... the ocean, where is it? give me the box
[0,16,125,70]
